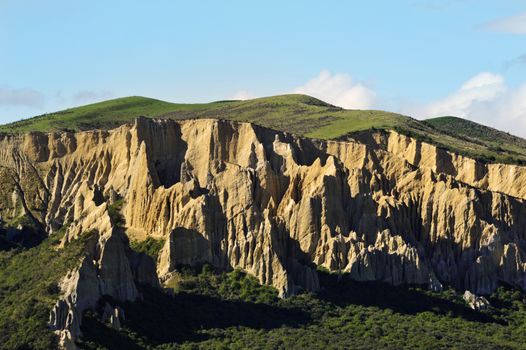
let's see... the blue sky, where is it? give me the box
[2,0,526,134]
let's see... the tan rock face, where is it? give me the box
[48,188,158,348]
[3,118,526,301]
[354,130,526,200]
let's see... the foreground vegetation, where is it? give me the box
[2,94,526,164]
[79,265,526,350]
[0,230,92,349]
[2,231,526,349]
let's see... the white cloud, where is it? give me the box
[292,70,376,109]
[486,12,526,34]
[73,90,113,103]
[412,72,526,137]
[0,86,44,108]
[229,90,256,100]
[226,71,376,108]
[424,72,506,116]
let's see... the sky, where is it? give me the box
[1,0,526,135]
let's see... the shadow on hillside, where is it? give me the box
[0,226,46,251]
[80,313,145,350]
[316,271,501,324]
[79,271,507,348]
[81,285,310,347]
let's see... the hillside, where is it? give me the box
[424,116,526,163]
[2,94,526,164]
[0,95,408,137]
[3,117,526,349]
[79,266,526,350]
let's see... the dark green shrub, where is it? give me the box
[130,237,165,261]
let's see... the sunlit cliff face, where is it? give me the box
[3,117,526,347]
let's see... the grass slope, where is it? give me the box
[0,96,222,133]
[78,266,526,350]
[0,95,405,137]
[424,116,526,164]
[0,230,92,349]
[2,94,526,164]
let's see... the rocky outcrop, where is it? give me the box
[463,290,490,310]
[47,187,158,349]
[2,118,526,334]
[101,303,125,330]
[353,130,526,200]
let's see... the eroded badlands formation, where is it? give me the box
[2,117,526,347]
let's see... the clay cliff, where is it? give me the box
[2,118,526,347]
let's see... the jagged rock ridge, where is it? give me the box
[2,117,526,346]
[47,189,158,349]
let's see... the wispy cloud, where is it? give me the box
[227,70,376,109]
[73,90,113,103]
[504,53,526,70]
[516,53,526,64]
[229,90,256,100]
[485,12,526,34]
[423,72,506,116]
[0,86,45,108]
[406,72,526,137]
[292,70,376,109]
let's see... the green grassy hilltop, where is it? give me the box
[2,94,526,164]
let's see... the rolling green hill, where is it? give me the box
[2,94,526,164]
[0,95,409,137]
[423,116,526,163]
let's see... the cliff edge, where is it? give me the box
[2,117,526,347]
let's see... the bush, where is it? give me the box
[0,230,93,349]
[78,270,526,350]
[130,237,165,261]
[107,199,125,227]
